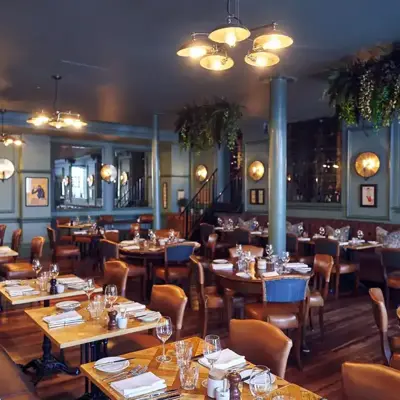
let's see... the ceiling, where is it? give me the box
[1,0,399,131]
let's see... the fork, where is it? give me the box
[107,365,148,384]
[102,365,142,382]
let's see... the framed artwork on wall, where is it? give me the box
[257,189,265,205]
[360,184,377,208]
[162,182,168,209]
[177,189,185,200]
[249,189,257,205]
[26,177,49,207]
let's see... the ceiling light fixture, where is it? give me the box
[0,110,25,147]
[177,0,293,71]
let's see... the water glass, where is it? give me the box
[175,341,193,368]
[88,297,105,320]
[357,230,364,241]
[50,263,59,279]
[156,317,173,363]
[104,284,118,309]
[249,365,272,399]
[37,275,48,292]
[84,278,96,302]
[202,334,221,386]
[179,364,199,390]
[319,226,325,236]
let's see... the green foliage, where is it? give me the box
[326,47,400,129]
[175,98,242,152]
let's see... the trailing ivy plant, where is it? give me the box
[326,45,400,129]
[175,97,242,152]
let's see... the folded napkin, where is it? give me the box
[287,263,309,269]
[106,229,119,233]
[122,245,140,251]
[0,246,11,254]
[6,285,34,297]
[43,310,83,328]
[74,230,88,235]
[115,301,146,313]
[250,231,262,235]
[339,241,349,246]
[298,237,311,242]
[2,280,21,286]
[262,271,279,278]
[212,262,233,270]
[67,283,86,290]
[134,310,162,319]
[199,349,245,370]
[119,240,137,246]
[368,241,379,245]
[110,372,166,397]
[57,277,85,285]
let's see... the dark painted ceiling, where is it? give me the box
[1,0,399,129]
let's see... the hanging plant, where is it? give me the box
[326,44,400,129]
[175,97,243,152]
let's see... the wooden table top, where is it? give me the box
[0,274,102,305]
[343,242,383,251]
[120,241,201,257]
[0,246,18,257]
[25,297,160,349]
[80,337,321,400]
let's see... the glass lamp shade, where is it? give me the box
[27,111,50,126]
[253,26,293,50]
[245,50,280,67]
[195,165,208,182]
[1,134,25,146]
[248,161,265,181]
[209,22,250,47]
[49,112,87,129]
[200,53,234,71]
[177,37,213,58]
[100,164,117,183]
[0,158,15,181]
[355,152,380,179]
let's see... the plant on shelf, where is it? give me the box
[326,44,400,129]
[177,198,189,212]
[175,97,242,152]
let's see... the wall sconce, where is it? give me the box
[62,176,70,186]
[287,174,292,182]
[355,152,380,180]
[120,171,128,186]
[195,165,208,182]
[0,158,15,182]
[87,174,94,187]
[248,161,265,181]
[100,164,117,183]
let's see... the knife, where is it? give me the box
[128,389,180,400]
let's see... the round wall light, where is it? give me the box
[248,160,265,181]
[87,174,94,187]
[120,171,128,186]
[100,164,117,183]
[354,152,380,180]
[0,158,15,182]
[195,165,208,182]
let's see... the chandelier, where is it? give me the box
[27,75,87,129]
[176,0,293,71]
[0,110,25,147]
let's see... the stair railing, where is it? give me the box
[116,176,146,208]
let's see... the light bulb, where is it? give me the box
[14,139,22,146]
[4,138,13,146]
[73,120,83,128]
[225,31,237,47]
[255,56,268,67]
[212,59,222,70]
[189,46,206,58]
[63,117,74,126]
[262,35,282,50]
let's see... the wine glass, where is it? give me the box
[104,284,118,309]
[334,229,341,240]
[49,263,59,279]
[202,334,221,386]
[156,317,173,363]
[83,278,96,302]
[319,226,325,237]
[32,259,42,284]
[249,365,272,399]
[357,230,364,241]
[280,251,290,272]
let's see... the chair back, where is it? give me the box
[155,229,181,239]
[286,233,298,256]
[313,254,334,300]
[369,288,391,364]
[103,261,129,297]
[165,243,195,264]
[262,276,310,303]
[100,239,119,270]
[46,226,57,250]
[229,245,264,259]
[314,238,340,261]
[381,248,400,275]
[190,255,206,308]
[199,223,215,246]
[56,217,70,226]
[0,224,6,246]
[130,223,140,238]
[226,228,251,245]
[149,284,188,340]
[342,362,400,400]
[30,236,45,262]
[104,230,119,243]
[11,229,22,253]
[229,319,293,378]
[98,215,114,226]
[205,233,218,260]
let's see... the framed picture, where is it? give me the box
[162,182,168,209]
[257,189,265,205]
[25,177,49,207]
[177,189,185,200]
[360,184,377,208]
[249,189,257,205]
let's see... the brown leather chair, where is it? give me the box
[56,217,73,244]
[155,229,181,239]
[190,255,244,337]
[380,248,400,307]
[228,245,264,260]
[225,227,251,246]
[0,345,39,399]
[195,233,218,271]
[130,223,140,238]
[0,229,22,265]
[308,254,334,339]
[390,353,400,370]
[0,224,6,246]
[286,233,299,262]
[100,239,147,300]
[229,319,293,378]
[200,223,215,247]
[104,230,119,243]
[0,236,45,280]
[47,227,80,272]
[107,284,188,355]
[342,362,400,400]
[369,287,400,365]
[103,260,129,297]
[98,215,114,226]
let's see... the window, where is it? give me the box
[287,117,341,203]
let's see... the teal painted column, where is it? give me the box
[215,144,230,201]
[103,144,115,213]
[152,114,161,229]
[268,77,288,255]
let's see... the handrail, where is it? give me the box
[116,176,145,208]
[214,168,242,204]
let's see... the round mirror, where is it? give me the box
[195,165,208,182]
[248,160,265,181]
[100,164,117,183]
[0,158,15,181]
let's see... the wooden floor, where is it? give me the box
[0,258,398,399]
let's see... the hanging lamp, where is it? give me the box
[244,49,280,68]
[0,110,25,147]
[177,33,213,58]
[253,23,293,50]
[200,47,234,71]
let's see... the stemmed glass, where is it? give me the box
[357,230,364,241]
[50,263,59,279]
[319,226,325,237]
[202,334,221,386]
[249,365,272,399]
[298,225,304,237]
[104,284,118,309]
[280,251,290,273]
[236,244,243,259]
[265,244,274,261]
[83,278,96,302]
[334,229,341,240]
[156,317,173,363]
[32,259,42,285]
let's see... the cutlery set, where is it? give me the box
[103,365,148,383]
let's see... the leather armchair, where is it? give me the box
[0,229,22,265]
[380,248,400,307]
[103,260,129,297]
[228,245,264,260]
[0,224,6,246]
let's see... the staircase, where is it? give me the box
[180,169,243,239]
[116,177,147,208]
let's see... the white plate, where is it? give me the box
[138,312,161,323]
[236,272,251,278]
[94,357,129,373]
[213,259,229,264]
[56,301,81,311]
[240,369,276,384]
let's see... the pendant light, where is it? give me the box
[0,110,25,147]
[253,23,293,50]
[26,110,50,127]
[200,47,234,71]
[177,33,213,58]
[244,49,280,68]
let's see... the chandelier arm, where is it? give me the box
[249,21,276,33]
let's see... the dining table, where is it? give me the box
[80,336,322,399]
[0,246,18,260]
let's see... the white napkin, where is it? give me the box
[122,245,140,251]
[250,231,262,235]
[43,310,83,328]
[298,237,311,242]
[110,372,166,397]
[262,271,279,278]
[199,349,245,370]
[212,262,233,270]
[287,263,311,272]
[115,302,146,313]
[106,229,119,233]
[74,230,88,235]
[0,246,11,254]
[119,240,137,246]
[57,277,85,285]
[6,285,34,297]
[339,241,349,246]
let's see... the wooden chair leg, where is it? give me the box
[319,306,324,340]
[385,284,390,308]
[309,308,314,330]
[335,269,340,300]
[294,327,303,370]
[202,307,208,338]
[354,270,360,296]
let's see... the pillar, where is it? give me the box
[103,144,115,213]
[215,144,230,202]
[152,114,161,229]
[268,77,288,255]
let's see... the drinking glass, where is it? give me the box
[83,278,96,302]
[334,229,341,240]
[217,217,223,227]
[87,215,91,224]
[175,341,193,368]
[249,365,272,399]
[50,263,59,279]
[280,251,290,273]
[156,317,173,362]
[202,334,221,386]
[32,259,42,284]
[357,230,364,241]
[265,244,274,261]
[179,363,199,390]
[319,226,325,237]
[37,274,48,292]
[298,225,304,237]
[104,284,118,309]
